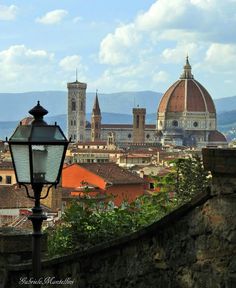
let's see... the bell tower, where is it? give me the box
[133,107,146,143]
[67,74,87,142]
[91,91,101,142]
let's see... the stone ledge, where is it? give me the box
[6,190,211,271]
[202,148,236,174]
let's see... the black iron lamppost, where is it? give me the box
[8,101,69,282]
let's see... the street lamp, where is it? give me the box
[8,101,69,282]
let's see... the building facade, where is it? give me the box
[67,79,87,142]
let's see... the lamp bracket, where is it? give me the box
[20,183,55,200]
[40,184,54,199]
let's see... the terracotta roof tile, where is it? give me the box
[0,185,34,209]
[208,130,227,142]
[158,79,216,114]
[78,163,145,185]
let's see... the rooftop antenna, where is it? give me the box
[134,96,136,108]
[75,68,78,82]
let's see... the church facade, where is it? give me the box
[67,58,227,148]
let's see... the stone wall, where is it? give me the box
[1,148,236,288]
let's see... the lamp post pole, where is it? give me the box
[8,101,69,286]
[28,184,47,281]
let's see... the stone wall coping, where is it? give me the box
[202,148,236,174]
[6,190,211,272]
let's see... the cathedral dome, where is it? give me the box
[158,57,216,114]
[208,130,227,143]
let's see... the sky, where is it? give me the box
[0,0,236,99]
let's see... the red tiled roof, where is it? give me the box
[0,161,13,170]
[0,185,34,209]
[77,163,145,185]
[208,130,227,142]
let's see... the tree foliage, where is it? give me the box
[47,155,210,256]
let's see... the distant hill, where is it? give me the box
[0,90,162,121]
[214,96,236,112]
[1,90,236,121]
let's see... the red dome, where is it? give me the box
[158,58,216,114]
[208,130,227,142]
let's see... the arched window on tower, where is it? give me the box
[80,101,83,111]
[72,99,76,111]
[136,115,139,128]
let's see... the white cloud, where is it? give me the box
[36,9,68,25]
[0,45,53,66]
[152,71,169,84]
[0,45,56,90]
[162,42,199,63]
[59,55,87,76]
[205,43,236,69]
[136,0,189,31]
[0,5,17,21]
[0,45,89,91]
[99,23,141,65]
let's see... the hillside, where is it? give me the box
[0,91,162,121]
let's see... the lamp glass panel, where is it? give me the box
[31,144,65,183]
[31,126,67,142]
[32,145,48,183]
[10,126,31,142]
[45,145,65,183]
[11,144,31,182]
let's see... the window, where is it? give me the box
[172,120,178,127]
[80,101,83,111]
[71,100,76,111]
[193,121,198,127]
[6,176,12,184]
[74,120,76,126]
[146,134,150,139]
[0,176,2,182]
[71,120,73,126]
[128,133,132,139]
[136,115,140,128]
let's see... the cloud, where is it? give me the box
[59,55,87,75]
[152,71,169,84]
[36,9,68,25]
[99,23,141,65]
[0,5,17,21]
[0,45,88,91]
[0,45,56,90]
[204,43,236,70]
[161,42,200,63]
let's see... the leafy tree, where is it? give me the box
[47,155,210,256]
[172,155,210,202]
